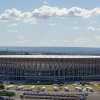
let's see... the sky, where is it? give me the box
[0,0,100,47]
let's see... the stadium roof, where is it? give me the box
[0,55,100,58]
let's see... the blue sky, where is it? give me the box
[0,0,100,47]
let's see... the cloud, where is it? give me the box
[0,6,100,22]
[73,26,79,30]
[16,35,32,43]
[94,35,100,42]
[32,6,100,18]
[0,8,22,20]
[97,28,100,31]
[7,23,18,32]
[8,23,18,27]
[0,8,36,24]
[8,29,18,33]
[52,38,89,44]
[48,23,56,26]
[88,26,95,31]
[23,18,37,24]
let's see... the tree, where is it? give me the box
[0,84,5,90]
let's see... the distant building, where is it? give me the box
[0,55,100,83]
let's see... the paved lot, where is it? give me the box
[87,92,100,100]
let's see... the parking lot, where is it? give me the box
[1,82,100,100]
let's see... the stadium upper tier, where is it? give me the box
[0,55,100,58]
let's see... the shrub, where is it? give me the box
[0,84,5,90]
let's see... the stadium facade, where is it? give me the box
[0,55,100,83]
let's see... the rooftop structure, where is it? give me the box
[0,55,100,58]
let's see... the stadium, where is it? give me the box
[0,55,100,83]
